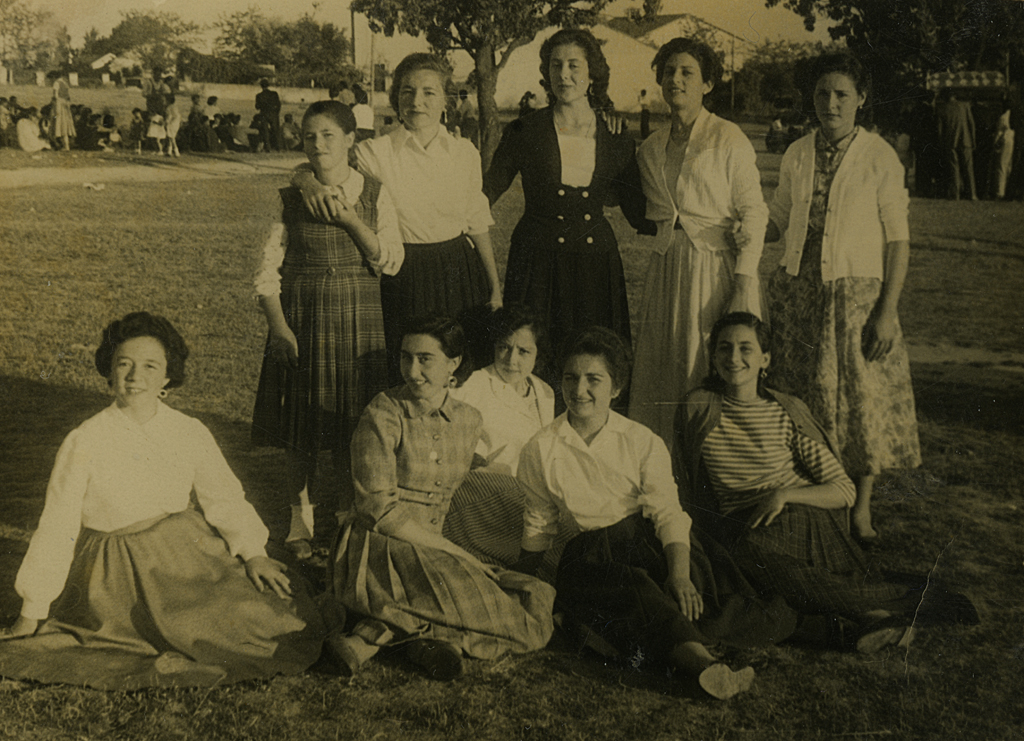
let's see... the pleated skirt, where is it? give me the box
[0,510,325,690]
[718,503,911,618]
[380,235,490,384]
[328,517,555,659]
[441,470,576,584]
[252,263,387,455]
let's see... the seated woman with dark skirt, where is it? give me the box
[0,312,325,689]
[516,327,798,700]
[675,312,977,650]
[322,316,555,680]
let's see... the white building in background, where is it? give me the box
[355,14,752,113]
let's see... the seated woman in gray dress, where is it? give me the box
[322,316,555,681]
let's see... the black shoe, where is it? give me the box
[406,640,463,680]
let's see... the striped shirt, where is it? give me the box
[702,396,855,515]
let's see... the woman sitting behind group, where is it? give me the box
[442,305,569,577]
[0,312,324,689]
[322,316,555,680]
[675,312,975,650]
[517,327,799,700]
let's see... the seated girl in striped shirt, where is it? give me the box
[675,312,977,652]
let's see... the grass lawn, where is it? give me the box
[0,128,1022,740]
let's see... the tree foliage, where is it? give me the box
[0,0,57,69]
[100,10,200,71]
[214,9,354,86]
[351,0,609,168]
[733,40,826,114]
[765,0,1024,75]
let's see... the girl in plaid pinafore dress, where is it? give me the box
[253,101,403,555]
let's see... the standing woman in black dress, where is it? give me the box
[484,29,654,391]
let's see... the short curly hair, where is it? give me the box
[389,53,454,122]
[539,28,613,111]
[560,326,633,393]
[652,37,723,89]
[95,312,189,388]
[488,304,550,371]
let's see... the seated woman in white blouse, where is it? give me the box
[0,312,324,690]
[516,327,798,700]
[443,306,563,575]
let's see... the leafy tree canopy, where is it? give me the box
[0,0,60,69]
[102,10,200,71]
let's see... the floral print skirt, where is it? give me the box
[767,266,921,476]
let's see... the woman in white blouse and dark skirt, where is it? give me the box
[296,54,504,383]
[629,37,769,450]
[0,313,324,689]
[516,327,798,700]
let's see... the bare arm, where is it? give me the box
[863,239,909,361]
[466,231,503,309]
[258,295,299,368]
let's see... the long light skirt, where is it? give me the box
[0,510,325,689]
[329,518,555,659]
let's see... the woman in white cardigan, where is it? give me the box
[629,37,769,450]
[765,51,919,545]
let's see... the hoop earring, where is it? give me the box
[158,388,169,399]
[448,375,457,388]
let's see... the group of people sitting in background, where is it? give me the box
[0,36,979,699]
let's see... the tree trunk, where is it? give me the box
[474,41,501,174]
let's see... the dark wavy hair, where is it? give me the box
[702,312,772,396]
[301,99,356,135]
[488,304,550,372]
[402,315,472,385]
[94,312,190,389]
[539,29,613,111]
[652,37,723,89]
[560,326,633,392]
[803,51,872,126]
[389,53,454,122]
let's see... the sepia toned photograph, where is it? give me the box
[0,0,1021,738]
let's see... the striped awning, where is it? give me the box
[926,70,1006,89]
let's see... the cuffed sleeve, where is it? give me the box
[730,136,769,277]
[517,437,561,553]
[253,221,287,297]
[636,434,692,548]
[791,430,857,508]
[15,430,89,621]
[188,421,269,562]
[374,183,404,276]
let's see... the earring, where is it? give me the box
[759,368,768,380]
[158,389,169,399]
[448,375,457,388]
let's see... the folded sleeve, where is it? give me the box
[517,436,561,553]
[350,394,404,526]
[636,430,691,548]
[790,425,857,508]
[876,145,910,244]
[189,421,268,561]
[253,221,287,297]
[729,133,769,277]
[460,142,495,235]
[16,430,90,620]
[374,183,405,276]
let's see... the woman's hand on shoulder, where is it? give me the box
[298,175,344,223]
[245,555,293,599]
[599,110,624,135]
[0,615,39,640]
[749,490,790,528]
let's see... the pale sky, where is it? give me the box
[47,0,833,50]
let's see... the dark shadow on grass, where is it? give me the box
[912,362,1024,434]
